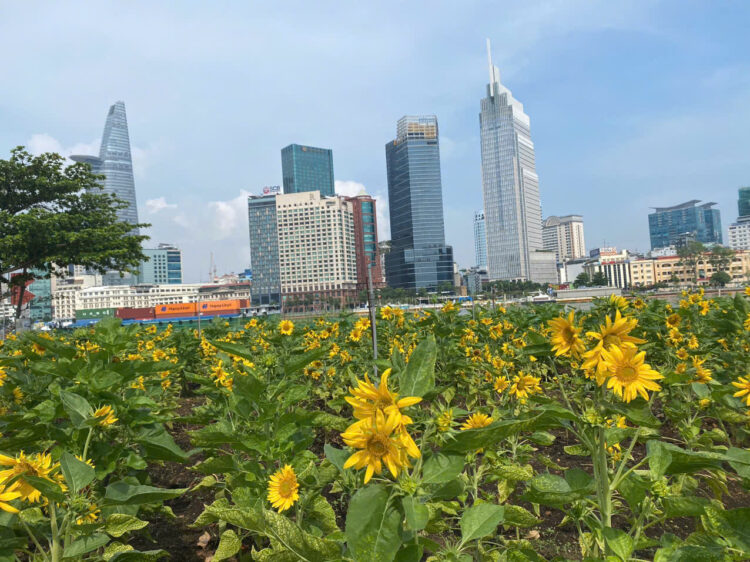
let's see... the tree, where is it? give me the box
[590,272,608,286]
[707,246,735,277]
[0,147,150,318]
[573,272,591,288]
[710,271,731,287]
[677,241,705,284]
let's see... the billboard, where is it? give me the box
[262,185,281,195]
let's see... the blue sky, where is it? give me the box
[2,1,749,282]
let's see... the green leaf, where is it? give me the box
[662,496,709,518]
[263,509,340,561]
[725,447,750,479]
[395,544,423,562]
[563,444,589,456]
[324,444,350,472]
[602,527,634,561]
[444,414,549,453]
[398,334,436,398]
[24,475,64,502]
[402,496,429,531]
[307,496,339,534]
[210,340,256,362]
[214,529,241,561]
[59,390,92,427]
[104,481,187,505]
[704,506,750,552]
[494,464,534,482]
[649,441,724,475]
[136,426,195,463]
[62,533,109,559]
[459,502,504,545]
[109,550,169,561]
[529,431,556,446]
[345,484,402,562]
[647,440,672,479]
[421,453,465,484]
[502,505,542,528]
[60,451,95,493]
[105,514,148,537]
[283,348,327,377]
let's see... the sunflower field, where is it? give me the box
[2,289,750,561]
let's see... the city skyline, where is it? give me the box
[2,3,749,282]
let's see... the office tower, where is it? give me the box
[346,193,385,291]
[138,244,183,284]
[384,115,454,290]
[543,215,586,262]
[648,200,723,249]
[281,144,335,196]
[480,41,548,282]
[247,194,281,306]
[71,101,139,228]
[474,211,487,268]
[739,187,750,218]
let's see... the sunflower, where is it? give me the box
[267,465,299,512]
[345,369,421,423]
[600,345,663,403]
[666,313,681,328]
[0,452,58,503]
[676,348,689,360]
[548,311,586,357]
[494,376,509,394]
[0,487,20,514]
[687,335,699,350]
[691,356,712,383]
[342,410,416,483]
[581,311,646,373]
[460,413,493,430]
[436,409,453,432]
[732,376,750,406]
[509,373,542,402]
[609,295,629,310]
[76,504,101,525]
[93,405,118,426]
[278,320,294,336]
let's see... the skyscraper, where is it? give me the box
[543,215,586,262]
[346,193,385,291]
[474,210,487,268]
[71,101,139,228]
[738,187,750,218]
[384,116,454,290]
[137,244,183,285]
[281,144,335,196]
[247,194,281,306]
[479,41,548,282]
[648,200,722,249]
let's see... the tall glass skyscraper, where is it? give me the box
[738,187,750,218]
[648,200,723,249]
[384,116,454,290]
[281,144,335,197]
[474,210,487,268]
[71,101,139,228]
[247,194,281,305]
[479,41,545,281]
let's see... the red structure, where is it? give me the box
[346,194,385,291]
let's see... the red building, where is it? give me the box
[346,194,385,291]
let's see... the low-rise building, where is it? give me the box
[629,250,750,286]
[583,248,634,289]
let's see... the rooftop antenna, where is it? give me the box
[486,38,495,97]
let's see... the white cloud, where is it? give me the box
[145,196,177,214]
[173,214,191,228]
[208,189,252,240]
[335,180,391,241]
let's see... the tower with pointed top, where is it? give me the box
[480,41,551,282]
[71,101,139,229]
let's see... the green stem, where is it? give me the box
[82,426,94,461]
[593,427,612,531]
[610,428,642,491]
[49,503,61,562]
[21,520,49,562]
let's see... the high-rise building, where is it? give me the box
[247,194,281,306]
[137,244,183,285]
[248,191,359,310]
[479,41,546,282]
[474,211,487,268]
[384,115,454,290]
[346,193,385,291]
[71,101,139,228]
[281,144,335,197]
[543,215,586,262]
[728,217,750,250]
[648,200,722,249]
[738,187,750,218]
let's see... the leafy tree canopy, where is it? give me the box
[0,147,150,316]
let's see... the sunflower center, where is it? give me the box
[367,435,389,457]
[619,366,639,382]
[562,326,575,342]
[278,478,295,497]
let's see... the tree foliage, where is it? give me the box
[0,147,150,317]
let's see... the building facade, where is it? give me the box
[474,210,487,268]
[543,215,586,262]
[385,115,454,290]
[71,101,139,228]
[629,251,750,286]
[138,244,182,284]
[247,195,281,306]
[582,248,634,289]
[479,44,545,282]
[648,200,723,249]
[729,217,750,250]
[346,194,384,291]
[281,144,335,197]
[738,187,750,218]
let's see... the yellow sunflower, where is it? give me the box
[509,373,542,401]
[0,487,20,513]
[609,295,629,310]
[460,413,493,430]
[494,376,509,394]
[342,410,417,483]
[93,405,118,426]
[436,409,453,432]
[267,465,299,512]
[548,311,586,357]
[278,320,294,336]
[345,369,421,423]
[581,311,646,373]
[600,345,663,403]
[732,376,750,406]
[0,452,58,504]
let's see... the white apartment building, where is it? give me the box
[583,248,633,289]
[275,191,358,299]
[728,217,750,250]
[543,215,586,262]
